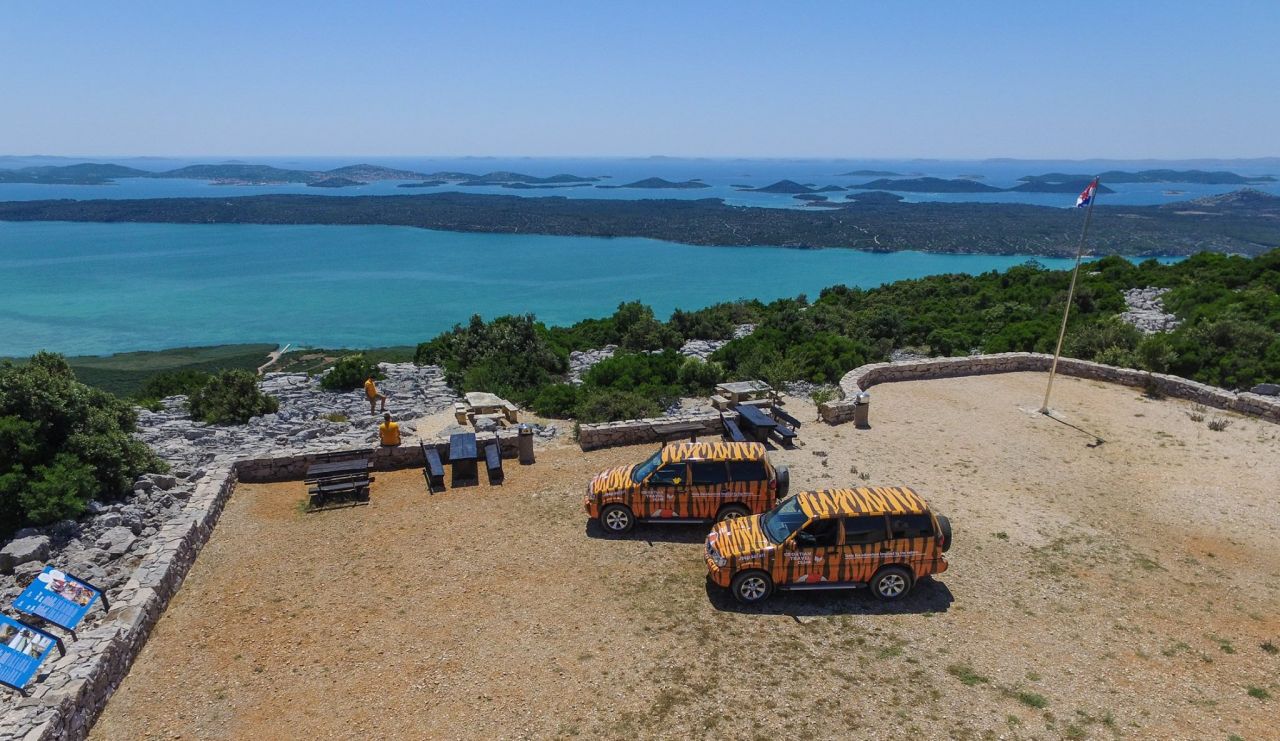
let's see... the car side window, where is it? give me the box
[727,461,766,482]
[795,518,840,548]
[888,514,936,539]
[690,461,729,486]
[647,464,685,486]
[843,516,888,545]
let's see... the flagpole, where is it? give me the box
[1040,177,1100,414]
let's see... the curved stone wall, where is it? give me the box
[818,352,1280,425]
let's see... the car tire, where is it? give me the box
[716,504,750,522]
[731,570,774,605]
[775,466,790,499]
[936,515,952,552]
[600,504,635,535]
[871,566,913,601]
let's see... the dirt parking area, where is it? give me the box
[93,373,1280,740]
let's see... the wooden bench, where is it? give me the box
[772,407,802,429]
[484,442,504,485]
[721,415,748,443]
[769,425,798,448]
[306,473,374,508]
[421,442,445,493]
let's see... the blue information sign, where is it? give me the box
[14,567,101,631]
[0,615,57,691]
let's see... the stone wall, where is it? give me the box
[577,411,733,451]
[0,467,237,741]
[818,352,1280,425]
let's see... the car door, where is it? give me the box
[781,517,842,585]
[885,513,939,577]
[640,462,687,518]
[688,461,730,519]
[839,515,891,584]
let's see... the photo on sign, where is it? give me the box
[0,623,53,661]
[39,570,95,607]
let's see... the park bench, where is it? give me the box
[721,414,748,443]
[304,457,374,509]
[769,425,798,448]
[771,406,802,430]
[484,442,504,485]
[421,442,445,493]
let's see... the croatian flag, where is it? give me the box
[1076,178,1099,208]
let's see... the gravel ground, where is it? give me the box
[91,373,1280,740]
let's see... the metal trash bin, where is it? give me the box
[853,392,871,428]
[517,424,536,465]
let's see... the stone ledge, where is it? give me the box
[578,412,732,451]
[818,353,1280,425]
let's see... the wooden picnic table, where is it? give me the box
[304,457,373,508]
[305,459,372,480]
[448,432,479,484]
[734,404,778,443]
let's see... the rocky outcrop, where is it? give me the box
[568,346,617,384]
[1119,287,1180,333]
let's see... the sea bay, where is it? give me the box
[0,221,1150,357]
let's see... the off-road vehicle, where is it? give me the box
[584,441,789,535]
[705,486,951,603]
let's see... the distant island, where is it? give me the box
[1096,169,1276,184]
[2,188,1276,257]
[0,163,151,185]
[837,169,902,177]
[1010,175,1119,194]
[397,180,448,188]
[597,177,710,189]
[307,176,363,188]
[852,177,1004,193]
[846,191,905,204]
[456,172,599,186]
[739,179,823,194]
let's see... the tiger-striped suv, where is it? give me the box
[585,441,790,535]
[705,486,951,604]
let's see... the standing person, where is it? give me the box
[378,412,401,447]
[364,375,387,414]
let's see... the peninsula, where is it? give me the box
[2,189,1277,257]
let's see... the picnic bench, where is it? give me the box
[449,432,479,486]
[721,414,747,443]
[716,380,779,406]
[734,404,778,444]
[421,442,445,493]
[769,407,801,447]
[305,457,374,509]
[484,441,504,485]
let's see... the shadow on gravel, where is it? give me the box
[704,576,955,617]
[583,519,709,544]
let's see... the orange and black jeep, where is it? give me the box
[585,441,789,535]
[705,486,951,604]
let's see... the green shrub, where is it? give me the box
[576,389,663,423]
[677,358,724,395]
[531,384,581,419]
[188,369,279,424]
[320,354,381,391]
[135,369,211,402]
[416,314,566,402]
[0,352,164,534]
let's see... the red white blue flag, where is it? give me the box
[1076,178,1099,208]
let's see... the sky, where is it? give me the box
[2,1,1277,159]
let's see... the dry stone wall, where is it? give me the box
[577,411,733,451]
[819,352,1280,424]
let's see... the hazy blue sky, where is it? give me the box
[4,1,1276,158]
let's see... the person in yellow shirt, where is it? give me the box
[364,375,387,414]
[378,413,401,447]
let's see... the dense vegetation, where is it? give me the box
[319,354,382,391]
[187,370,279,424]
[410,251,1279,422]
[0,353,163,535]
[3,189,1279,256]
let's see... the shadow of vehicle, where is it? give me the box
[704,575,954,617]
[583,518,711,544]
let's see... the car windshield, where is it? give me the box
[631,449,664,484]
[761,497,808,544]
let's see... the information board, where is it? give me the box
[0,615,57,692]
[14,567,101,631]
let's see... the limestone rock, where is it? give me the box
[0,535,51,574]
[94,527,136,558]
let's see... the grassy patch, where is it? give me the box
[53,343,277,397]
[324,413,349,423]
[1261,641,1278,655]
[1247,686,1270,700]
[1008,689,1047,709]
[946,663,989,687]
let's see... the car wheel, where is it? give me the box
[936,515,952,552]
[731,570,774,604]
[600,504,635,535]
[716,504,750,522]
[871,566,913,601]
[775,466,790,498]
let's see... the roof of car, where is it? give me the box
[660,441,767,464]
[796,487,930,518]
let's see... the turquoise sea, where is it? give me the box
[0,221,1116,357]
